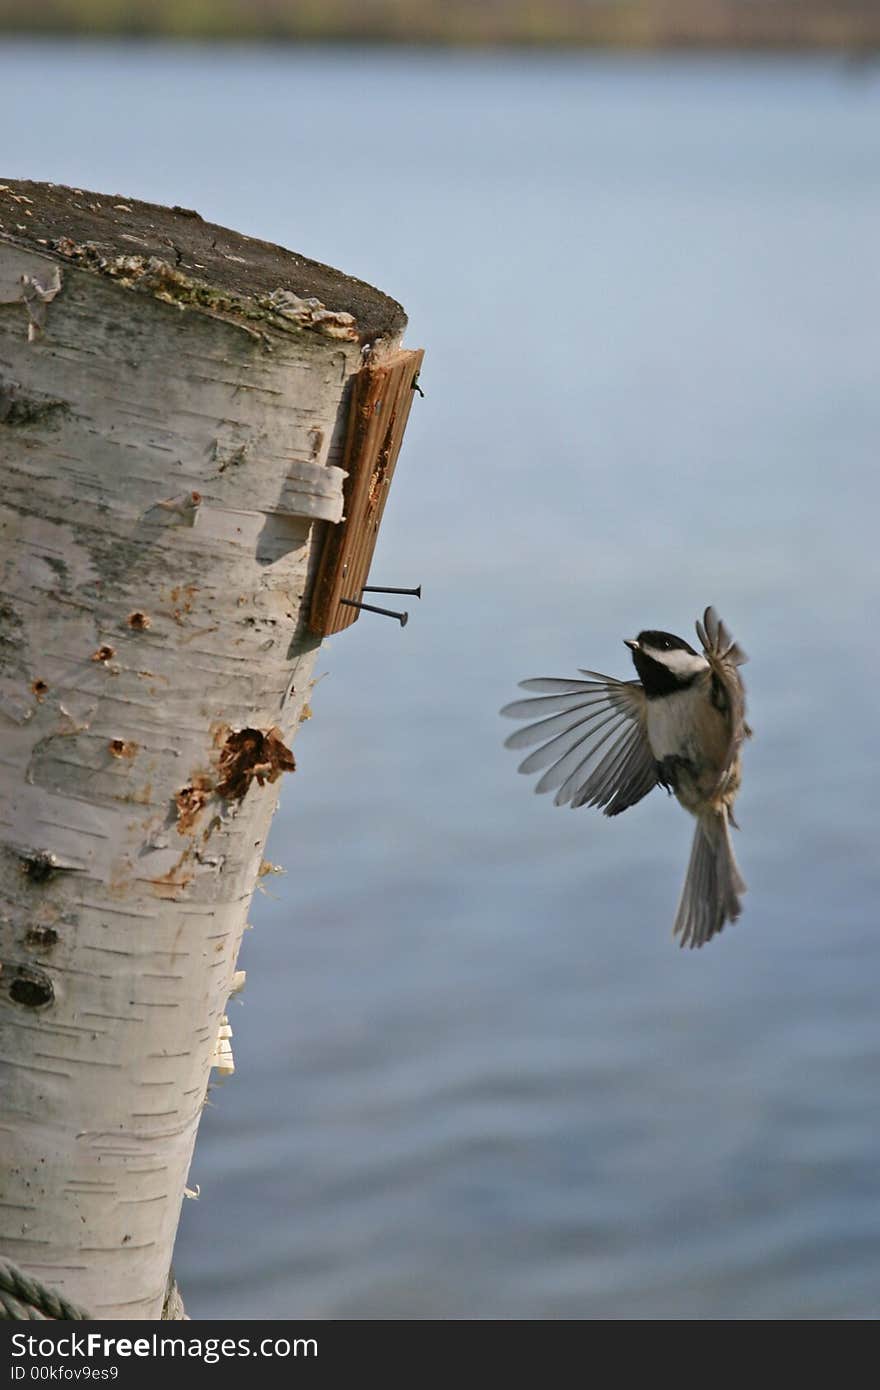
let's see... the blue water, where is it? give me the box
[3,41,879,1319]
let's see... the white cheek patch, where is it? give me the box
[644,647,709,677]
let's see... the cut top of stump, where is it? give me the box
[0,179,407,347]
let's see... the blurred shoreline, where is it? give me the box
[1,2,879,54]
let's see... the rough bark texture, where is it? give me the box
[0,183,406,1318]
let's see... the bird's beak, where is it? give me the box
[623,638,639,651]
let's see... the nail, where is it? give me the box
[362,585,422,599]
[340,598,408,627]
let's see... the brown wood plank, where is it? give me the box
[308,347,424,636]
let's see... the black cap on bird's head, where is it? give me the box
[625,630,698,656]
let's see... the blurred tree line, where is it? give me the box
[0,0,878,49]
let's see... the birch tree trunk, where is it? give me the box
[0,181,408,1319]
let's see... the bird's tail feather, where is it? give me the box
[673,809,746,949]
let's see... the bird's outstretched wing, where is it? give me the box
[500,672,658,815]
[695,606,749,789]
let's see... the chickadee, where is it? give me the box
[501,608,750,948]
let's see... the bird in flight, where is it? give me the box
[501,607,750,948]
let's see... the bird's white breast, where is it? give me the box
[645,685,707,764]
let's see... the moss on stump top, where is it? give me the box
[0,179,406,347]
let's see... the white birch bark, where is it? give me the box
[0,225,402,1318]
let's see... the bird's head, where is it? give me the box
[624,629,708,695]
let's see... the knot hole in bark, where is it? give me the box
[7,965,55,1009]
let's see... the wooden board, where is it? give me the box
[308,347,424,636]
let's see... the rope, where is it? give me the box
[0,1259,90,1320]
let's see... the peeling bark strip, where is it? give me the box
[0,180,421,1320]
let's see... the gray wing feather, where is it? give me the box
[503,698,620,752]
[695,606,749,787]
[695,606,747,669]
[501,672,657,816]
[573,720,659,815]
